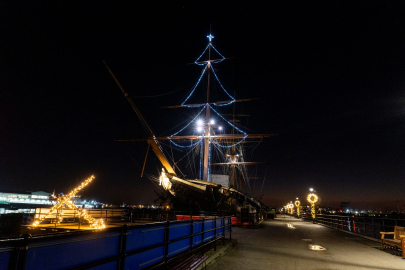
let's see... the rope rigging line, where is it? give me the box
[209,105,247,135]
[181,64,208,105]
[174,139,203,165]
[212,136,248,148]
[211,68,235,101]
[259,166,268,200]
[169,105,207,137]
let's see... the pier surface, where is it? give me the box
[208,217,405,270]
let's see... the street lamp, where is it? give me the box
[307,190,318,220]
[295,198,300,218]
[287,202,294,215]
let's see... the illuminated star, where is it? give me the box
[207,34,214,42]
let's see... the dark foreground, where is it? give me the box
[208,217,405,270]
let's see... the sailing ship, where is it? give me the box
[105,34,271,221]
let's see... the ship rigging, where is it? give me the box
[105,33,273,215]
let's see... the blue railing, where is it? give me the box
[0,216,232,270]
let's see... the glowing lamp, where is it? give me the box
[218,126,222,130]
[159,168,172,190]
[197,119,203,126]
[295,199,301,218]
[31,175,105,229]
[307,193,318,220]
[196,126,203,132]
[210,119,215,124]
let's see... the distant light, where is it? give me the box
[210,119,215,124]
[197,119,203,126]
[197,126,203,132]
[218,126,222,130]
[296,197,299,200]
[309,188,313,192]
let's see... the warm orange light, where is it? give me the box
[32,175,105,229]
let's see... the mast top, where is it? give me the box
[207,34,214,42]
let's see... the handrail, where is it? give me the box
[0,216,232,270]
[304,213,405,240]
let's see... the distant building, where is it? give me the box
[0,190,53,214]
[340,202,351,213]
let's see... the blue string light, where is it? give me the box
[211,68,235,101]
[212,136,248,148]
[211,44,225,63]
[209,105,247,135]
[170,138,202,148]
[181,64,208,105]
[212,101,235,107]
[195,44,210,64]
[169,105,207,137]
[182,104,206,108]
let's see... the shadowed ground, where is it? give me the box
[207,217,405,270]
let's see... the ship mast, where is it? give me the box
[202,33,214,182]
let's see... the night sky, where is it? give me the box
[2,1,405,209]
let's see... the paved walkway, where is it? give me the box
[208,217,405,270]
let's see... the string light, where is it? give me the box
[211,44,226,62]
[209,105,247,135]
[159,168,172,190]
[181,64,208,105]
[32,175,105,229]
[288,203,294,215]
[212,136,247,148]
[295,199,300,217]
[170,138,202,148]
[194,44,210,64]
[169,105,206,137]
[211,68,235,101]
[307,193,318,219]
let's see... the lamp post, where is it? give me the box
[307,189,318,222]
[288,202,294,215]
[295,198,300,218]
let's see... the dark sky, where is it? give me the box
[1,1,405,208]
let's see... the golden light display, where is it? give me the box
[32,175,105,229]
[295,199,300,217]
[288,203,294,215]
[307,193,318,219]
[159,168,172,190]
[286,203,294,215]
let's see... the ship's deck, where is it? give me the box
[208,216,405,270]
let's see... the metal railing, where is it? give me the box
[308,214,405,239]
[0,216,232,270]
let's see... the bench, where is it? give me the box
[170,254,208,270]
[380,226,405,257]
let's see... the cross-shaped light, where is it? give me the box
[207,34,214,42]
[32,175,105,229]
